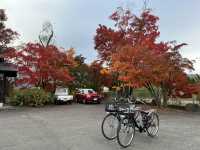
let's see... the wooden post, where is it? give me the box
[2,74,6,104]
[0,74,3,103]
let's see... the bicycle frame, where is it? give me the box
[120,109,155,133]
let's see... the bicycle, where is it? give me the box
[101,96,135,140]
[116,99,159,148]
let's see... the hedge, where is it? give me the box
[9,88,54,107]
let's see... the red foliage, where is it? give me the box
[0,9,18,54]
[94,7,195,98]
[4,43,75,92]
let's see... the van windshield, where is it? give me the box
[56,88,67,93]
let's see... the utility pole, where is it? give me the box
[143,0,150,10]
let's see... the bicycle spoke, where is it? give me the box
[117,118,135,148]
[102,114,119,140]
[147,113,159,137]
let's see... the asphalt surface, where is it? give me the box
[0,104,200,150]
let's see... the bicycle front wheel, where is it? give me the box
[101,113,119,140]
[117,118,135,148]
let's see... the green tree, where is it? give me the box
[69,54,90,90]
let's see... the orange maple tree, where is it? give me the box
[94,7,195,106]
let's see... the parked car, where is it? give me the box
[54,88,73,104]
[74,88,103,104]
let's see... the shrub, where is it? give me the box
[9,90,25,106]
[9,88,54,107]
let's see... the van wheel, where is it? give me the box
[83,99,86,104]
[55,100,59,105]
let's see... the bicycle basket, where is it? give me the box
[105,103,118,112]
[117,104,131,114]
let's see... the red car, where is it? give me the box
[74,88,102,104]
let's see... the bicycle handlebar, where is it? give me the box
[113,96,147,106]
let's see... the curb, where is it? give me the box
[0,105,17,111]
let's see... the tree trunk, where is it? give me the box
[145,82,161,108]
[151,96,161,108]
[162,92,168,107]
[161,83,169,107]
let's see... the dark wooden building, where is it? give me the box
[0,58,18,103]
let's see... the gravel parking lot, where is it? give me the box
[0,104,200,150]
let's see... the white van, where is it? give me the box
[55,88,73,104]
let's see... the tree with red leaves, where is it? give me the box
[94,7,194,107]
[0,9,18,55]
[4,44,76,92]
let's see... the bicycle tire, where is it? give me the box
[101,113,119,140]
[117,117,135,148]
[147,112,159,137]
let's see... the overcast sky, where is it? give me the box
[1,0,200,72]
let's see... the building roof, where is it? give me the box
[0,62,18,77]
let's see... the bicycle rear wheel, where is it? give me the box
[117,118,135,148]
[101,113,119,140]
[147,112,159,137]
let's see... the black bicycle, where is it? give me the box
[101,97,135,140]
[117,102,159,148]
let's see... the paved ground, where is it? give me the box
[0,104,200,150]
